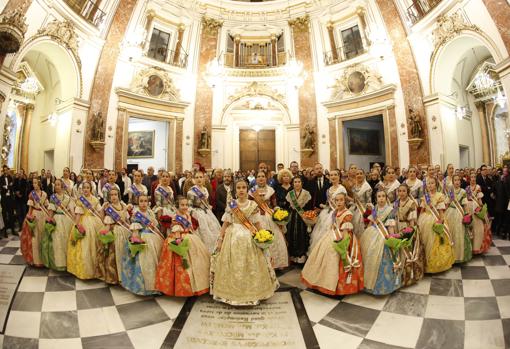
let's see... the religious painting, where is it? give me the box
[347,128,381,155]
[347,71,366,94]
[127,131,155,158]
[145,74,164,97]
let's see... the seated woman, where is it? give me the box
[211,180,279,306]
[155,196,210,297]
[301,192,363,296]
[361,190,401,295]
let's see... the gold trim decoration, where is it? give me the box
[0,6,28,54]
[228,81,285,104]
[130,66,181,101]
[329,63,383,101]
[288,15,310,32]
[35,20,81,68]
[201,16,223,35]
[224,67,286,77]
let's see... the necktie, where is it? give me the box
[318,178,322,191]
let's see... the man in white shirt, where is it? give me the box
[121,167,132,203]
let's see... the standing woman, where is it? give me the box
[122,195,163,295]
[211,180,279,305]
[351,169,372,237]
[61,167,75,197]
[395,184,424,286]
[67,181,104,279]
[445,175,472,263]
[44,179,75,271]
[153,171,175,221]
[155,196,210,297]
[127,170,148,209]
[187,171,221,253]
[361,191,401,295]
[405,166,423,203]
[302,192,363,295]
[286,176,312,264]
[21,178,48,267]
[418,177,455,273]
[275,169,293,211]
[466,173,492,254]
[250,171,288,269]
[377,167,400,203]
[309,169,347,252]
[442,164,455,195]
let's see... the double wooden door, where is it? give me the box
[239,129,275,172]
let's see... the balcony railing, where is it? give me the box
[406,0,442,25]
[223,52,287,69]
[64,0,106,28]
[147,47,189,69]
[323,45,366,66]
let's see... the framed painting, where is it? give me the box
[347,128,381,155]
[127,131,155,158]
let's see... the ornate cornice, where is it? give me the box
[288,15,310,32]
[224,67,286,77]
[34,20,81,68]
[227,81,285,104]
[201,16,223,35]
[0,7,28,54]
[328,63,383,101]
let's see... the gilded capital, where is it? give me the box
[288,15,310,32]
[201,16,223,35]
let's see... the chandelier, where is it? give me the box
[20,76,39,94]
[472,71,495,93]
[205,54,224,88]
[285,55,306,89]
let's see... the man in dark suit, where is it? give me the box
[1,166,15,234]
[477,164,495,218]
[214,171,235,222]
[41,170,54,197]
[13,169,28,233]
[310,163,331,209]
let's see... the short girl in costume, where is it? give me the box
[466,173,492,254]
[445,175,472,263]
[127,170,148,209]
[286,176,312,263]
[350,168,372,237]
[153,171,175,236]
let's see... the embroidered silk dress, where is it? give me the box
[127,183,148,207]
[101,183,121,204]
[465,184,492,254]
[302,209,363,295]
[21,191,48,267]
[376,180,401,204]
[405,179,423,203]
[154,184,176,217]
[187,185,221,253]
[210,200,279,306]
[285,189,312,263]
[445,188,472,263]
[350,181,372,237]
[61,179,75,197]
[155,214,210,296]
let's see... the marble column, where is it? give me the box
[475,101,491,164]
[114,107,128,171]
[328,117,337,168]
[173,24,185,66]
[326,22,338,62]
[192,17,222,169]
[234,35,240,67]
[83,0,138,169]
[375,0,430,165]
[288,15,319,167]
[175,118,183,173]
[19,103,33,171]
[482,0,510,53]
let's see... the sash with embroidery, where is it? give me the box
[371,206,391,239]
[249,186,274,216]
[104,183,112,192]
[157,186,170,199]
[105,206,121,222]
[175,215,192,230]
[191,186,210,209]
[50,194,61,207]
[31,191,41,203]
[229,200,258,234]
[130,184,141,197]
[289,190,305,215]
[424,192,453,242]
[449,189,465,216]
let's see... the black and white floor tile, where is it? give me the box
[1,233,510,349]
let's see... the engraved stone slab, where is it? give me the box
[0,265,25,331]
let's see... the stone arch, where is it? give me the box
[220,94,292,126]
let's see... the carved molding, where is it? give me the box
[35,20,81,68]
[224,67,286,77]
[432,13,481,52]
[130,66,181,101]
[201,16,223,35]
[227,81,285,105]
[328,63,383,101]
[0,6,28,54]
[288,15,310,32]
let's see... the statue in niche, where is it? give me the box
[91,111,104,141]
[408,108,423,139]
[199,126,210,150]
[303,124,315,150]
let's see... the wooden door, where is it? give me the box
[239,129,275,172]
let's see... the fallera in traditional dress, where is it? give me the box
[210,199,279,306]
[61,179,75,198]
[465,184,492,254]
[154,185,176,217]
[418,192,455,273]
[309,185,347,253]
[361,205,401,295]
[101,183,121,204]
[121,208,162,295]
[285,189,312,263]
[350,181,372,238]
[127,183,148,207]
[188,185,220,253]
[405,179,423,203]
[376,180,401,204]
[67,195,104,279]
[250,185,288,269]
[155,213,210,296]
[396,198,425,287]
[445,188,472,263]
[21,190,48,267]
[43,193,75,271]
[302,209,363,295]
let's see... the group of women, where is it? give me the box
[19,163,492,306]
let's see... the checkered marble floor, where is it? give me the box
[1,233,510,349]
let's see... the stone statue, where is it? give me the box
[199,126,210,150]
[303,124,315,150]
[91,111,104,141]
[408,108,423,139]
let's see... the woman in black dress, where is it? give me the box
[286,176,313,264]
[275,169,293,210]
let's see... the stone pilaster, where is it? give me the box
[175,118,183,174]
[19,103,33,171]
[192,16,222,169]
[271,34,277,66]
[326,22,338,62]
[288,15,319,167]
[173,24,185,66]
[375,0,430,165]
[482,0,510,54]
[234,35,240,67]
[114,107,128,171]
[328,117,337,168]
[83,0,138,169]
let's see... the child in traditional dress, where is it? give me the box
[286,176,312,264]
[302,192,363,295]
[101,170,121,204]
[187,171,220,253]
[153,171,175,235]
[351,169,372,237]
[405,166,423,203]
[156,196,210,296]
[466,173,492,254]
[211,180,279,305]
[445,175,472,263]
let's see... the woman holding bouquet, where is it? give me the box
[22,178,49,267]
[309,170,347,252]
[44,179,75,271]
[418,177,455,273]
[127,170,148,209]
[285,176,312,264]
[211,180,278,305]
[121,194,163,295]
[187,171,220,253]
[445,175,472,263]
[302,192,363,295]
[350,169,372,237]
[360,190,401,295]
[67,181,104,279]
[154,171,175,235]
[405,166,423,203]
[155,196,210,296]
[466,173,492,254]
[395,184,424,287]
[250,171,288,269]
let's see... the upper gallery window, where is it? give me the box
[340,25,364,60]
[324,22,366,66]
[147,28,171,62]
[63,0,106,27]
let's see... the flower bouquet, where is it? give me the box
[474,204,488,220]
[71,224,86,245]
[98,229,115,255]
[44,217,56,235]
[128,235,146,258]
[400,226,415,239]
[384,234,411,260]
[432,220,446,244]
[168,236,190,269]
[272,208,290,226]
[253,229,274,249]
[26,215,36,234]
[302,210,318,232]
[332,234,351,266]
[462,214,473,227]
[159,215,173,231]
[363,208,373,224]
